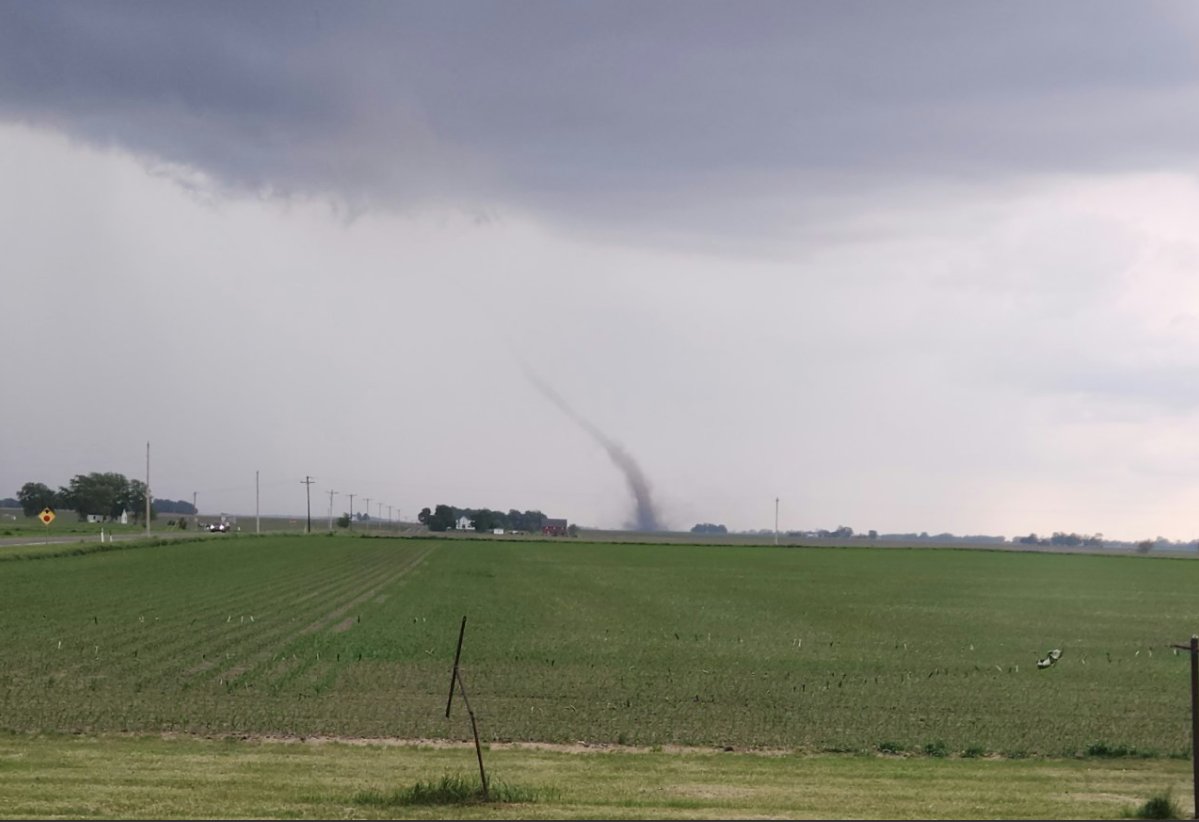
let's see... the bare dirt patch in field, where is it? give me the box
[664,783,757,799]
[182,660,214,676]
[331,617,354,633]
[1059,791,1139,805]
[156,732,794,757]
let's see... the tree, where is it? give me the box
[153,499,197,515]
[419,504,551,533]
[471,509,499,532]
[690,523,728,535]
[59,472,129,520]
[519,510,548,532]
[17,482,57,517]
[121,479,152,522]
[428,504,457,532]
[336,513,351,529]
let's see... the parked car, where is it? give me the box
[207,522,229,533]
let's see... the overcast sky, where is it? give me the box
[3,1,1199,541]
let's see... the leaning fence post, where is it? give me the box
[446,616,466,719]
[445,616,488,800]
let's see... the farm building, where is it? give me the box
[84,511,132,524]
[542,518,569,536]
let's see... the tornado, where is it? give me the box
[524,370,663,531]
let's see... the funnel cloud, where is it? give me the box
[524,370,663,532]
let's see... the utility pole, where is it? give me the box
[255,470,260,534]
[145,442,152,536]
[387,504,392,526]
[774,497,779,546]
[364,497,371,528]
[192,491,198,529]
[1191,635,1199,821]
[301,476,315,534]
[377,501,383,521]
[347,493,355,530]
[1170,634,1199,819]
[327,489,338,531]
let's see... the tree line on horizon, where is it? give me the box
[416,505,553,533]
[11,476,196,521]
[1016,531,1104,547]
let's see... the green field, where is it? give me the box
[2,535,1197,758]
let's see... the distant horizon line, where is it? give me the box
[2,504,1192,545]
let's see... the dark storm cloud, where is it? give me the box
[4,1,1199,231]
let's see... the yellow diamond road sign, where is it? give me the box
[39,508,55,525]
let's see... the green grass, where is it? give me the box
[1127,790,1184,819]
[352,774,545,806]
[1,536,1198,757]
[0,733,1192,819]
[0,534,212,562]
[1088,742,1153,759]
[924,740,950,758]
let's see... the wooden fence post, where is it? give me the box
[445,616,488,800]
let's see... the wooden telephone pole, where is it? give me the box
[1170,634,1199,819]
